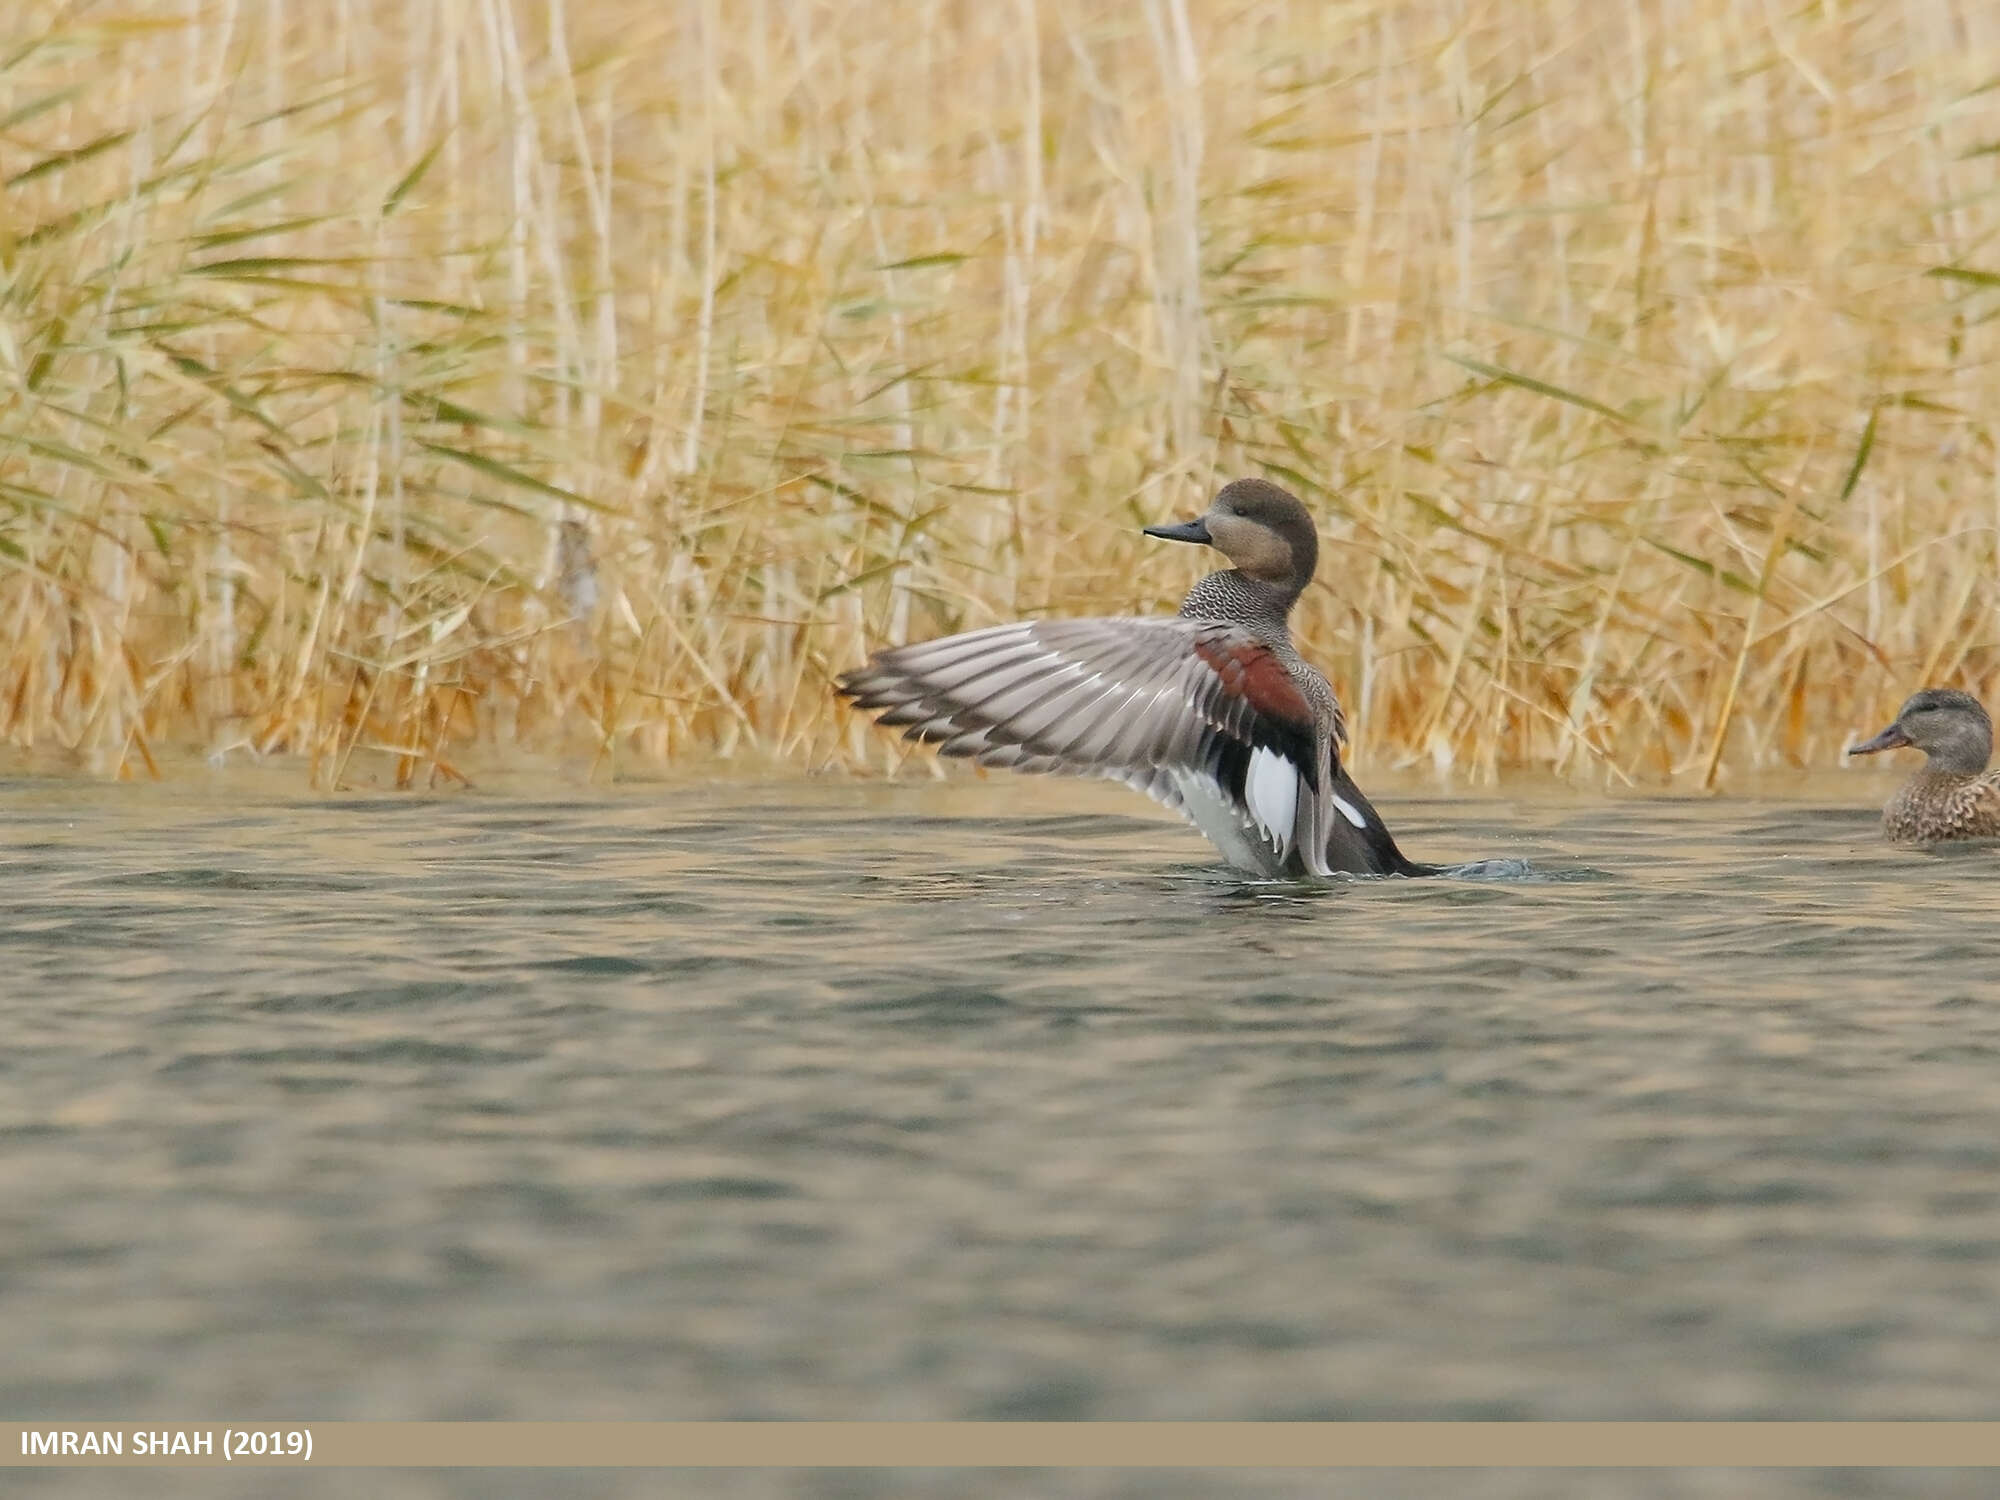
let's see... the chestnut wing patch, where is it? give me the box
[1192,638,1315,731]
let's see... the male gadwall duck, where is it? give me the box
[837,478,1434,878]
[1848,687,2000,843]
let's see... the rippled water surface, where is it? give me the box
[6,770,2000,1495]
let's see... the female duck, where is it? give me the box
[837,478,1432,878]
[1848,688,2000,842]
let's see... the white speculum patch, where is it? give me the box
[1244,747,1300,859]
[1165,767,1288,878]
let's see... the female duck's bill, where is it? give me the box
[837,478,1434,880]
[1848,687,2000,843]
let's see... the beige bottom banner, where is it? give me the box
[6,1423,2000,1467]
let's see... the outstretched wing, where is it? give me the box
[837,617,1326,870]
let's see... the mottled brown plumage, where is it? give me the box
[1848,688,2000,843]
[836,478,1430,877]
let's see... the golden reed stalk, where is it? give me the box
[1,0,1996,788]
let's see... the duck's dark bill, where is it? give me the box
[1849,724,1912,755]
[1143,517,1211,544]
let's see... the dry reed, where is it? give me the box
[3,0,1999,788]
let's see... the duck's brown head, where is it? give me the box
[1850,688,1995,776]
[1143,478,1319,596]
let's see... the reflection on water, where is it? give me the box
[3,770,1998,1490]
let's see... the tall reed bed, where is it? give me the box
[2,0,1998,787]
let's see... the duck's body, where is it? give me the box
[836,479,1432,878]
[1848,688,2000,843]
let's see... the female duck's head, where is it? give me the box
[1850,688,1994,776]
